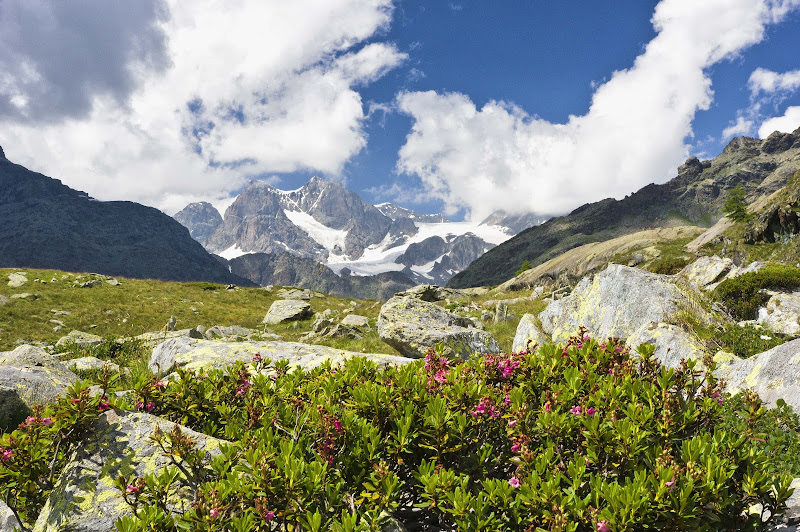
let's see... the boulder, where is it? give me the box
[263,300,313,325]
[105,278,121,286]
[678,256,733,288]
[7,272,27,287]
[494,301,509,323]
[10,293,36,300]
[341,314,370,328]
[512,314,550,353]
[56,330,104,348]
[626,322,707,368]
[0,500,21,532]
[203,325,259,340]
[149,337,414,375]
[65,357,120,373]
[395,285,464,302]
[0,295,9,307]
[377,296,501,359]
[132,328,204,347]
[0,345,78,431]
[32,410,225,532]
[717,338,800,411]
[757,291,800,336]
[277,288,313,300]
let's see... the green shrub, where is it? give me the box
[714,264,800,320]
[515,260,533,277]
[2,331,797,531]
[649,256,692,275]
[723,184,751,222]
[717,323,791,358]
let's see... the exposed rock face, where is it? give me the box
[149,337,414,374]
[64,357,120,373]
[172,201,222,246]
[625,322,707,368]
[377,296,501,359]
[0,500,21,532]
[0,152,250,285]
[758,291,800,336]
[32,410,225,532]
[717,338,800,411]
[0,345,78,430]
[263,300,313,325]
[678,256,733,288]
[450,130,800,288]
[55,330,103,348]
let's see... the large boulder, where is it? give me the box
[377,296,501,359]
[626,323,707,368]
[149,337,414,375]
[7,272,27,288]
[32,410,225,532]
[0,345,78,430]
[678,256,733,289]
[717,338,800,411]
[512,314,550,353]
[757,291,800,336]
[0,500,21,532]
[263,300,313,325]
[55,330,103,348]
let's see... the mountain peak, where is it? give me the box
[0,145,5,160]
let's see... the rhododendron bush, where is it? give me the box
[1,329,796,531]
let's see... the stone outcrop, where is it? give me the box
[262,300,313,325]
[64,357,120,373]
[0,345,78,430]
[7,272,27,287]
[758,291,800,336]
[678,256,733,288]
[377,296,501,359]
[0,500,21,532]
[55,330,103,348]
[32,410,225,532]
[148,337,414,375]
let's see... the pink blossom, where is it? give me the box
[1,449,13,461]
[252,354,262,363]
[209,508,219,519]
[508,476,520,488]
[508,419,517,427]
[333,420,343,434]
[264,510,275,522]
[504,395,511,405]
[41,417,54,427]
[615,346,622,353]
[24,416,37,425]
[543,401,551,413]
[146,402,155,412]
[570,406,581,415]
[155,381,166,388]
[136,401,144,410]
[511,442,520,452]
[597,520,611,532]
[126,484,139,494]
[98,401,111,412]
[585,407,596,417]
[665,480,676,492]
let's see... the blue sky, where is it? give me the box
[1,0,799,221]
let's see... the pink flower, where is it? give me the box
[263,510,275,522]
[615,346,622,353]
[24,416,37,426]
[154,381,166,388]
[508,419,517,427]
[70,398,81,404]
[333,420,343,434]
[543,402,551,413]
[597,520,611,532]
[146,402,155,412]
[252,354,262,363]
[504,395,511,405]
[508,476,520,488]
[209,508,219,519]
[126,484,139,494]
[570,406,581,415]
[1,449,13,461]
[585,407,596,417]
[511,442,520,452]
[98,401,111,412]
[136,401,144,410]
[41,417,54,427]
[665,480,676,492]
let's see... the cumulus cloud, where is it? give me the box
[722,116,755,138]
[759,106,800,136]
[0,0,404,212]
[749,67,800,95]
[396,0,800,220]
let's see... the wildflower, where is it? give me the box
[209,508,219,519]
[70,398,81,404]
[41,417,54,427]
[585,407,596,417]
[154,381,166,388]
[24,416,37,426]
[1,449,13,461]
[471,402,487,417]
[252,354,262,363]
[570,406,581,415]
[146,402,155,412]
[543,402,551,413]
[333,419,344,434]
[433,369,448,383]
[508,419,517,428]
[711,392,724,404]
[98,401,111,412]
[609,368,614,376]
[597,520,611,532]
[665,480,676,492]
[600,343,607,350]
[136,401,144,410]
[504,394,511,405]
[511,442,521,452]
[126,484,140,494]
[615,346,622,353]
[508,476,520,488]
[263,510,275,523]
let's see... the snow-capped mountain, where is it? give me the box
[174,177,543,286]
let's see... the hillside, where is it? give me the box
[0,147,250,286]
[449,129,800,288]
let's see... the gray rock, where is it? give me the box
[7,272,27,287]
[481,310,492,322]
[0,345,79,431]
[32,410,225,532]
[757,291,800,336]
[56,330,104,348]
[78,279,102,288]
[131,328,204,347]
[678,256,733,288]
[277,288,314,300]
[0,500,21,532]
[9,292,36,300]
[164,316,177,332]
[512,314,550,353]
[494,301,509,323]
[717,338,800,411]
[395,284,466,302]
[377,296,501,360]
[263,300,313,325]
[203,325,258,340]
[0,295,9,306]
[341,314,370,328]
[173,201,223,247]
[65,357,120,373]
[148,337,414,375]
[626,322,707,368]
[105,278,121,286]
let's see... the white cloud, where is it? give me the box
[722,115,755,138]
[396,0,800,220]
[749,67,800,95]
[0,0,404,213]
[759,106,800,136]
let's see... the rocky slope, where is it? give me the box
[172,201,222,247]
[0,147,250,286]
[449,129,800,288]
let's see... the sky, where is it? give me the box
[1,0,799,222]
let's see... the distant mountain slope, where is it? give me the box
[173,202,222,247]
[449,130,800,288]
[0,147,251,286]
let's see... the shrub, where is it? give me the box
[714,264,800,320]
[515,260,533,277]
[723,185,751,222]
[1,331,797,531]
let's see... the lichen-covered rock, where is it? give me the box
[65,356,120,373]
[377,296,501,359]
[277,288,313,300]
[32,410,225,532]
[7,272,27,287]
[203,325,260,340]
[0,345,79,430]
[0,500,21,532]
[678,256,733,288]
[717,338,800,411]
[341,314,370,328]
[757,291,800,336]
[131,327,204,347]
[0,294,9,306]
[263,300,313,325]
[512,314,550,353]
[538,264,694,345]
[56,330,103,348]
[626,322,707,369]
[149,337,414,375]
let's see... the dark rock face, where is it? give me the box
[173,202,222,246]
[0,154,251,285]
[450,131,800,288]
[395,236,447,267]
[394,233,495,286]
[227,252,415,300]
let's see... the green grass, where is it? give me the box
[714,264,800,320]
